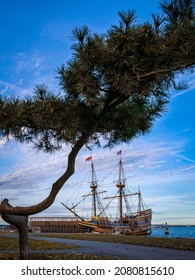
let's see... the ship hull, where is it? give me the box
[78,208,152,235]
[78,221,113,233]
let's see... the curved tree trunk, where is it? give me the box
[0,136,90,259]
[1,212,30,260]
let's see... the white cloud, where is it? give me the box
[0,79,30,96]
[0,142,69,202]
[0,138,7,149]
[148,193,195,224]
[13,51,45,74]
[0,53,58,98]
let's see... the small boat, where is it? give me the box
[62,155,152,235]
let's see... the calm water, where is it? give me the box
[0,224,8,228]
[150,226,195,239]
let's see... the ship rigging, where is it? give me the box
[62,154,152,235]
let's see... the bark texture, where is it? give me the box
[1,201,29,260]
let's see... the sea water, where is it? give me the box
[1,224,195,239]
[150,226,195,239]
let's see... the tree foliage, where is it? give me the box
[0,0,194,154]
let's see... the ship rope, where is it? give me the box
[81,195,88,219]
[123,192,132,216]
[96,193,105,215]
[65,169,90,205]
[98,194,117,217]
[99,165,118,183]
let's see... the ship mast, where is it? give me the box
[83,158,106,218]
[116,159,125,222]
[138,190,141,212]
[90,161,98,217]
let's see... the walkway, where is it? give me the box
[2,234,194,260]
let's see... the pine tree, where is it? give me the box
[0,0,194,259]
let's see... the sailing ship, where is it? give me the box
[62,155,152,235]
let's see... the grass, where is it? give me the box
[0,235,77,250]
[0,252,120,260]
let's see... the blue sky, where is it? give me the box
[0,0,195,225]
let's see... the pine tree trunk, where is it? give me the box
[1,213,30,260]
[17,217,30,260]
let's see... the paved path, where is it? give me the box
[2,234,195,260]
[30,235,195,260]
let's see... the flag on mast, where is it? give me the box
[117,150,122,155]
[85,156,92,161]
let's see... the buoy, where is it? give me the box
[164,222,169,234]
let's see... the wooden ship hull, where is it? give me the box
[77,208,152,235]
[78,220,113,233]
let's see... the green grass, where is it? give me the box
[0,235,77,250]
